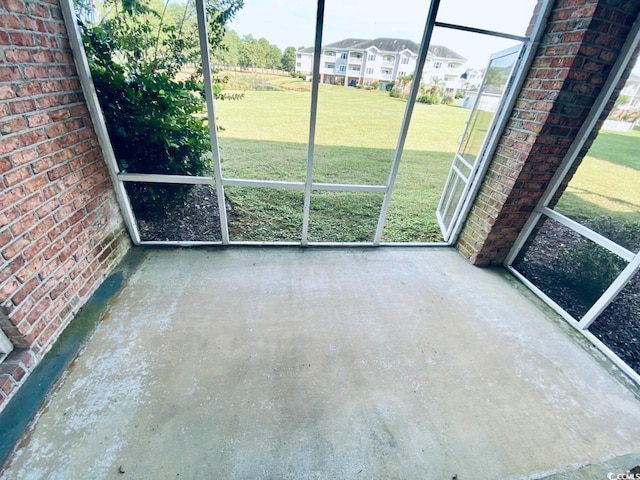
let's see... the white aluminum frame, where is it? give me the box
[62,0,550,248]
[505,12,640,384]
[437,44,525,241]
[0,329,13,364]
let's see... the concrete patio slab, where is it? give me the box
[2,247,640,479]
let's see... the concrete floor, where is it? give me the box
[2,247,640,479]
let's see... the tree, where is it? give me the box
[217,29,241,66]
[484,66,504,88]
[266,44,282,70]
[282,46,296,72]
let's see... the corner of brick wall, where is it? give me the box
[456,0,640,266]
[0,0,131,411]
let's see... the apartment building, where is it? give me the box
[295,37,467,91]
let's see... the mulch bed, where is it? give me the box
[130,184,224,242]
[514,217,639,373]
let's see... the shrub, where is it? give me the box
[389,86,405,98]
[80,0,242,213]
[372,81,380,90]
[416,93,440,104]
[441,95,454,105]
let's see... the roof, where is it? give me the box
[323,38,370,49]
[299,37,466,61]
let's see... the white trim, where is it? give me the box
[0,329,13,363]
[196,0,229,244]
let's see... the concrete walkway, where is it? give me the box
[2,247,640,479]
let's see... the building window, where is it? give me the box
[366,67,374,75]
[296,62,301,67]
[398,71,406,77]
[401,57,409,65]
[350,66,360,72]
[340,52,347,60]
[326,63,335,69]
[324,50,335,57]
[433,61,442,69]
[368,54,376,61]
[448,62,460,68]
[339,65,346,72]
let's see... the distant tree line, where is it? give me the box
[215,30,298,72]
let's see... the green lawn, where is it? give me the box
[555,129,640,226]
[216,83,467,242]
[213,73,639,243]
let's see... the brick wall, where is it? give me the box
[457,0,640,265]
[0,0,130,410]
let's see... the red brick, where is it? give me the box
[23,66,47,79]
[9,212,37,237]
[12,276,39,304]
[1,117,28,135]
[19,129,46,146]
[9,32,34,47]
[28,3,50,18]
[26,112,50,128]
[47,164,70,181]
[0,14,21,29]
[35,34,57,49]
[10,147,38,166]
[0,136,20,156]
[4,48,32,63]
[0,67,22,82]
[22,174,48,195]
[23,236,47,261]
[0,187,26,213]
[32,50,54,63]
[3,166,31,187]
[2,236,29,261]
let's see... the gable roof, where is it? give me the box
[300,37,466,61]
[323,38,370,49]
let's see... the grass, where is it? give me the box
[555,129,640,226]
[214,71,639,242]
[216,78,468,242]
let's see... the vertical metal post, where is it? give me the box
[373,0,441,245]
[196,0,230,244]
[301,0,325,245]
[59,0,141,244]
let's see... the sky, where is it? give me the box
[227,0,540,70]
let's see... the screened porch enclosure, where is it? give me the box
[68,0,543,246]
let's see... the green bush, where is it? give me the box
[389,86,405,98]
[80,0,242,213]
[416,93,440,104]
[441,95,454,105]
